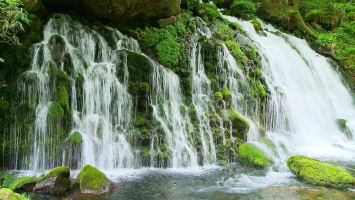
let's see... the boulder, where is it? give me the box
[22,0,47,17]
[77,164,113,195]
[33,166,71,193]
[0,188,29,200]
[287,155,355,188]
[239,143,273,168]
[157,16,177,27]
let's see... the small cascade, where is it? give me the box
[223,15,355,165]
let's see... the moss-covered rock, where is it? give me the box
[214,92,223,110]
[77,164,113,195]
[8,177,38,192]
[22,0,47,17]
[69,131,82,146]
[195,3,222,23]
[229,110,249,140]
[252,20,262,32]
[47,102,64,120]
[287,155,355,188]
[0,188,30,200]
[0,173,15,188]
[139,82,150,95]
[34,166,71,193]
[239,143,272,168]
[222,86,232,107]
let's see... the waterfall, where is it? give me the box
[223,15,355,165]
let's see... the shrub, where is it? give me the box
[230,0,256,20]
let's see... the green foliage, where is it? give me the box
[0,172,15,188]
[222,86,232,106]
[224,40,245,61]
[57,85,69,112]
[239,143,272,168]
[215,23,234,41]
[287,155,355,188]
[156,38,180,68]
[188,106,198,123]
[316,33,338,46]
[229,22,239,30]
[230,0,256,20]
[174,21,186,36]
[195,3,223,23]
[214,92,223,102]
[305,10,323,22]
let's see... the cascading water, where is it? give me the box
[223,15,355,166]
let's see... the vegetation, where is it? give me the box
[287,155,355,187]
[230,0,257,20]
[77,164,111,194]
[0,188,30,200]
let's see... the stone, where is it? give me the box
[77,164,113,195]
[157,16,177,27]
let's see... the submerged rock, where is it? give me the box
[287,155,355,188]
[239,143,273,168]
[77,164,113,195]
[0,188,30,200]
[33,166,71,193]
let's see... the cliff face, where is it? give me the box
[28,0,181,21]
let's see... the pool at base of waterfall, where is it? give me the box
[13,164,355,200]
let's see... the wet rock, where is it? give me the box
[158,16,177,27]
[33,166,71,193]
[287,155,355,188]
[229,110,249,140]
[77,164,113,195]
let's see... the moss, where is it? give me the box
[257,83,266,99]
[77,164,109,194]
[214,92,223,102]
[8,177,38,191]
[0,188,30,200]
[0,173,15,188]
[229,110,249,140]
[63,53,74,77]
[287,155,355,188]
[261,137,277,154]
[239,143,272,168]
[215,23,234,41]
[195,3,223,23]
[222,86,232,107]
[42,166,70,180]
[135,117,148,127]
[252,20,262,32]
[336,118,352,139]
[188,106,199,123]
[230,0,256,20]
[229,22,239,30]
[57,85,70,112]
[224,40,245,61]
[69,131,82,146]
[139,82,149,94]
[47,102,64,120]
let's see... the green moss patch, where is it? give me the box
[77,164,111,195]
[0,188,30,200]
[287,155,355,188]
[239,143,272,168]
[229,110,249,140]
[47,102,64,120]
[8,177,38,191]
[69,131,82,146]
[0,173,15,188]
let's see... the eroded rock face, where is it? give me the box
[38,0,181,21]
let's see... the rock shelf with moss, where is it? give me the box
[287,155,355,188]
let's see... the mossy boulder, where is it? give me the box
[0,188,29,200]
[0,173,15,188]
[239,143,273,168]
[251,20,262,32]
[22,0,47,17]
[34,166,71,193]
[47,102,64,120]
[229,110,249,140]
[287,155,355,188]
[139,82,150,95]
[195,3,222,22]
[214,92,223,110]
[9,177,38,192]
[77,164,113,195]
